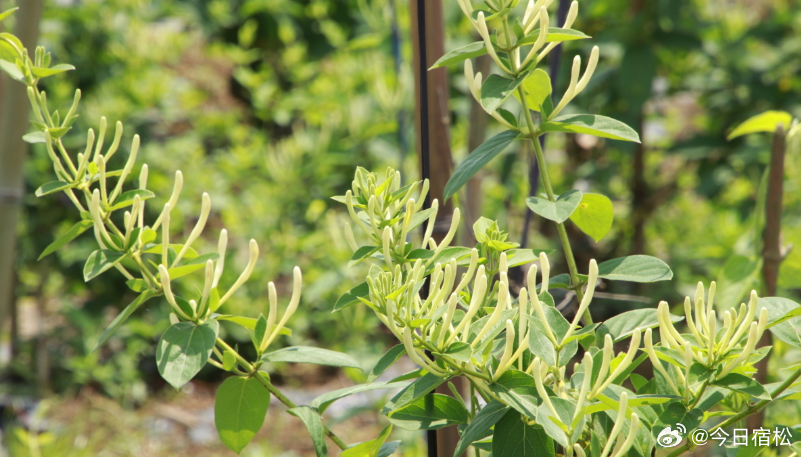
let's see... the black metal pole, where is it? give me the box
[415,1,436,456]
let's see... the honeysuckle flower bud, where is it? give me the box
[683,296,703,343]
[382,226,394,269]
[574,444,587,457]
[451,268,487,345]
[427,208,461,265]
[454,249,480,296]
[103,120,124,163]
[535,0,576,62]
[499,252,508,275]
[573,353,593,422]
[518,287,529,346]
[726,291,758,352]
[522,0,536,27]
[550,56,581,119]
[471,280,509,347]
[717,322,759,379]
[437,293,460,348]
[707,310,717,363]
[261,267,303,351]
[598,392,629,457]
[110,135,140,202]
[403,327,447,376]
[590,335,613,397]
[420,199,439,249]
[88,189,118,250]
[343,221,358,251]
[609,413,639,457]
[657,302,680,349]
[575,46,599,93]
[528,270,558,344]
[153,171,183,232]
[456,0,474,23]
[77,129,94,178]
[158,265,191,320]
[212,229,228,289]
[493,320,516,381]
[521,8,549,67]
[644,328,681,396]
[563,259,598,344]
[540,253,550,293]
[594,329,641,396]
[173,193,211,267]
[219,239,259,306]
[533,358,561,420]
[476,13,511,75]
[98,155,108,204]
[160,203,172,266]
[197,260,214,318]
[720,310,735,350]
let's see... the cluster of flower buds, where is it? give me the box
[644,282,768,398]
[459,0,599,128]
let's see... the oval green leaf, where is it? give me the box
[569,193,613,242]
[215,376,270,454]
[526,189,583,224]
[156,321,219,389]
[597,255,673,282]
[444,130,519,201]
[541,114,640,142]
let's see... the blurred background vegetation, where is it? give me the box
[1,0,800,455]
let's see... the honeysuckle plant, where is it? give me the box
[5,2,801,457]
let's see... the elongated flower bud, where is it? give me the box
[158,265,191,320]
[594,329,641,396]
[599,392,629,457]
[644,329,681,396]
[610,413,639,457]
[153,171,183,232]
[717,322,759,379]
[212,229,228,288]
[109,135,140,202]
[219,239,259,306]
[493,320,516,381]
[563,259,598,344]
[539,252,550,293]
[573,353,593,422]
[174,193,211,267]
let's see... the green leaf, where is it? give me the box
[35,181,74,197]
[0,8,18,23]
[453,400,510,457]
[156,321,219,389]
[493,409,554,457]
[429,41,486,69]
[597,255,673,282]
[444,130,519,201]
[569,193,614,242]
[0,59,23,81]
[436,341,473,364]
[368,345,407,384]
[125,279,148,292]
[526,190,583,223]
[519,27,591,45]
[653,402,703,440]
[223,351,236,371]
[83,250,126,281]
[541,114,641,142]
[92,290,155,352]
[214,376,270,454]
[254,314,268,349]
[714,373,771,400]
[341,424,394,457]
[389,393,469,430]
[45,127,70,139]
[597,309,683,342]
[489,370,543,419]
[312,381,409,414]
[349,245,379,267]
[528,317,557,366]
[383,373,446,414]
[758,297,801,329]
[23,131,47,144]
[768,313,801,349]
[143,244,199,259]
[536,397,574,447]
[409,207,436,231]
[107,189,156,211]
[727,110,793,140]
[260,346,362,370]
[717,254,760,311]
[516,68,553,116]
[334,281,369,312]
[506,249,554,268]
[288,406,327,457]
[481,72,530,113]
[39,220,93,260]
[31,64,75,78]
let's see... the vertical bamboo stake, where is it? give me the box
[0,0,44,355]
[748,125,786,430]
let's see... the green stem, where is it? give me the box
[666,366,801,457]
[527,113,590,324]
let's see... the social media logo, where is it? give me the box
[657,425,685,448]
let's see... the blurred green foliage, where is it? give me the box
[6,0,801,426]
